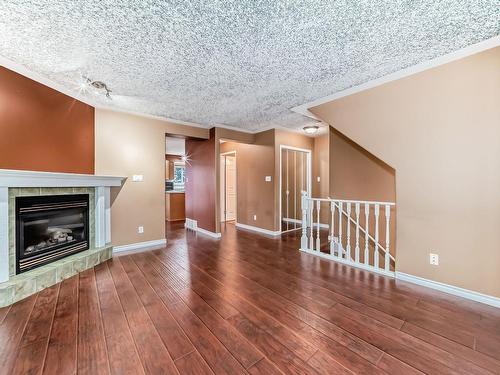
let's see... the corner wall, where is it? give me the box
[311,46,500,298]
[94,108,208,246]
[219,130,275,231]
[186,129,217,233]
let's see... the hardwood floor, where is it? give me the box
[1,222,500,374]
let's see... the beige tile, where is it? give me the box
[13,278,36,301]
[8,188,20,197]
[40,187,73,196]
[73,256,88,273]
[0,285,13,307]
[19,188,41,196]
[87,253,100,268]
[35,268,57,290]
[56,262,75,282]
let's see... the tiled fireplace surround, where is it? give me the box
[0,170,124,307]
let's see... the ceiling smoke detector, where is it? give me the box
[303,125,319,135]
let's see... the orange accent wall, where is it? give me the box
[0,67,95,174]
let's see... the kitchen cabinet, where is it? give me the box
[165,191,185,221]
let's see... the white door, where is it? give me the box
[225,156,237,221]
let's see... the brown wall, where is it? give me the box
[0,67,94,173]
[94,108,208,246]
[311,47,500,297]
[185,129,217,232]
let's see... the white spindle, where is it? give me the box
[364,204,369,265]
[299,196,396,278]
[374,204,380,269]
[338,202,343,258]
[294,152,297,230]
[385,204,391,272]
[355,203,360,263]
[300,192,308,250]
[309,198,314,250]
[346,203,351,261]
[329,201,335,255]
[316,200,321,251]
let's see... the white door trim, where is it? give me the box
[279,145,312,234]
[220,151,237,223]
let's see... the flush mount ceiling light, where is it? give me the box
[303,125,319,135]
[82,77,112,99]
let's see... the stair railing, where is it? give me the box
[300,191,396,277]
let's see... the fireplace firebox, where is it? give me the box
[15,194,90,274]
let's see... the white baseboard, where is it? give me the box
[196,227,222,239]
[113,239,167,253]
[235,222,281,236]
[396,272,500,309]
[185,218,221,238]
[185,218,197,230]
[282,217,329,229]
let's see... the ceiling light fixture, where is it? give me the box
[303,125,319,135]
[82,76,112,99]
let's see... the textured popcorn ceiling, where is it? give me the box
[0,1,498,131]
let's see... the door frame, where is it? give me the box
[279,145,312,233]
[220,150,237,222]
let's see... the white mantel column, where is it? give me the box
[95,186,111,248]
[0,187,9,283]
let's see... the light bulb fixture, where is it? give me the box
[81,76,112,99]
[303,125,319,135]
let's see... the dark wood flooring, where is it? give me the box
[1,221,500,374]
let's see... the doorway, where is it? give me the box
[279,145,311,233]
[220,151,237,222]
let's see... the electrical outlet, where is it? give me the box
[253,214,257,221]
[132,174,144,182]
[265,176,272,182]
[138,226,144,234]
[317,176,321,182]
[429,253,439,265]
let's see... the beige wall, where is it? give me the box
[328,126,397,260]
[215,127,258,232]
[220,132,276,231]
[94,108,208,246]
[311,47,500,297]
[274,130,314,230]
[218,128,317,232]
[312,132,330,223]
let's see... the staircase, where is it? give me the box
[299,191,396,277]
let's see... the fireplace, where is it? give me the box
[15,194,90,274]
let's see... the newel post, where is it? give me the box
[300,191,309,250]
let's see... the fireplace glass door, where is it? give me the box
[16,194,90,274]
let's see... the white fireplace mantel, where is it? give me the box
[0,169,126,283]
[0,169,124,188]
